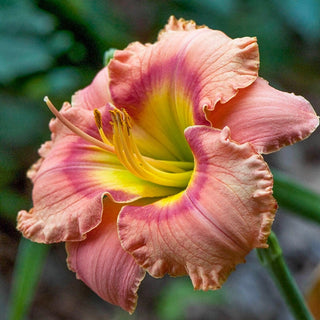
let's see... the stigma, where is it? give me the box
[44,97,115,153]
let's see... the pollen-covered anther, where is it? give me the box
[93,108,113,146]
[109,108,192,188]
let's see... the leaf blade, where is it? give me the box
[7,238,49,320]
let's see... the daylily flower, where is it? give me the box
[17,16,318,313]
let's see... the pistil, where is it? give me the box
[44,97,193,188]
[44,97,115,153]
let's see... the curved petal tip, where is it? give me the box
[210,77,319,153]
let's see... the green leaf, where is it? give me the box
[7,239,49,320]
[0,0,55,83]
[104,48,117,66]
[272,169,320,224]
[0,150,18,188]
[0,35,53,83]
[0,94,48,148]
[38,0,132,50]
[0,189,30,221]
[271,0,320,41]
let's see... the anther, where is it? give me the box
[93,108,112,145]
[108,107,192,188]
[94,108,103,128]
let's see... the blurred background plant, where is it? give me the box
[1,0,320,319]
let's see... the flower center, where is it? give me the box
[100,107,192,188]
[45,97,193,188]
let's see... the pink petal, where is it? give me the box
[66,197,145,314]
[17,104,178,243]
[158,16,201,35]
[118,126,277,290]
[108,17,259,159]
[72,66,111,110]
[208,77,319,153]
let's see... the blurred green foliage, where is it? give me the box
[156,277,226,320]
[7,239,48,320]
[1,0,320,319]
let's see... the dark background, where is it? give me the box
[1,0,320,319]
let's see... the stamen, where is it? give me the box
[93,108,113,146]
[44,97,115,153]
[44,96,193,188]
[110,108,192,188]
[110,109,193,172]
[110,109,142,177]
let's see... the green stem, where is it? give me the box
[7,238,49,320]
[256,232,314,320]
[272,169,320,224]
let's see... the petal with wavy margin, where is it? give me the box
[17,104,178,243]
[208,77,319,153]
[118,126,277,290]
[157,15,204,36]
[108,17,259,160]
[66,196,145,314]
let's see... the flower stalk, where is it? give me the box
[256,232,314,320]
[272,170,320,225]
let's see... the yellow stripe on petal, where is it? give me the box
[90,167,180,199]
[154,190,184,206]
[136,83,195,161]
